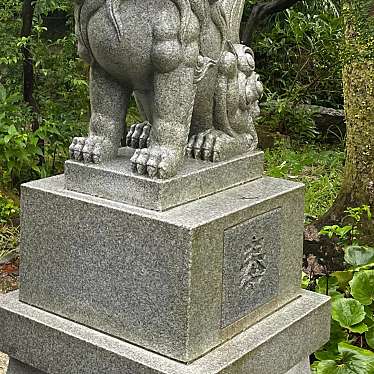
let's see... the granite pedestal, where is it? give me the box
[0,290,327,374]
[0,151,330,373]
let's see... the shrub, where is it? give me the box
[304,206,374,372]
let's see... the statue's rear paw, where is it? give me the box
[187,130,254,162]
[126,122,151,149]
[69,136,114,163]
[130,145,183,179]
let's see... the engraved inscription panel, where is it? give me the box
[222,209,281,327]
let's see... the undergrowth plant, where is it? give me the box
[0,0,89,188]
[246,0,343,109]
[305,206,374,373]
[0,225,19,262]
[264,142,345,219]
[0,192,19,224]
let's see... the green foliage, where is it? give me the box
[0,192,19,224]
[345,246,374,268]
[316,342,374,373]
[264,142,345,218]
[258,98,319,141]
[310,208,374,373]
[246,0,343,109]
[320,205,373,246]
[350,271,374,306]
[0,0,89,188]
[0,84,43,184]
[0,225,19,262]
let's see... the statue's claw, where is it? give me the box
[126,122,151,149]
[187,130,255,162]
[69,136,113,164]
[130,145,182,179]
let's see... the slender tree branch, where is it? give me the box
[21,0,44,166]
[21,0,38,131]
[241,0,301,45]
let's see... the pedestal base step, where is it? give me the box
[4,358,312,374]
[0,291,329,374]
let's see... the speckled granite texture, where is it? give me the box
[287,358,311,374]
[19,175,304,362]
[0,353,8,374]
[0,291,329,374]
[222,208,281,326]
[6,359,45,374]
[65,148,264,211]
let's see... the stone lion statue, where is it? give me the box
[70,0,263,178]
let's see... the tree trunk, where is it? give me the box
[312,0,374,244]
[241,0,301,45]
[21,0,38,131]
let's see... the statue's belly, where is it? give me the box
[88,2,155,90]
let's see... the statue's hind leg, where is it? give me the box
[70,63,131,163]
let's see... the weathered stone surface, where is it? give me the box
[222,208,281,327]
[19,174,304,363]
[70,0,263,179]
[65,147,264,211]
[6,360,45,374]
[5,358,311,374]
[286,358,311,374]
[0,291,330,374]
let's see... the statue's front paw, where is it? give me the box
[69,136,113,164]
[130,145,183,179]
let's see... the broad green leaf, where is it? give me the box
[333,271,354,291]
[349,322,368,334]
[317,343,374,374]
[301,272,310,289]
[315,350,340,361]
[316,276,339,295]
[339,342,374,358]
[366,326,374,350]
[332,298,366,328]
[316,276,343,301]
[331,320,349,343]
[350,271,374,305]
[365,306,374,322]
[316,353,368,374]
[330,291,344,302]
[345,246,374,266]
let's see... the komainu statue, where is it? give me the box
[70,0,263,178]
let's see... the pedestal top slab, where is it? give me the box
[64,148,264,211]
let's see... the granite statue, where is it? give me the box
[69,0,263,178]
